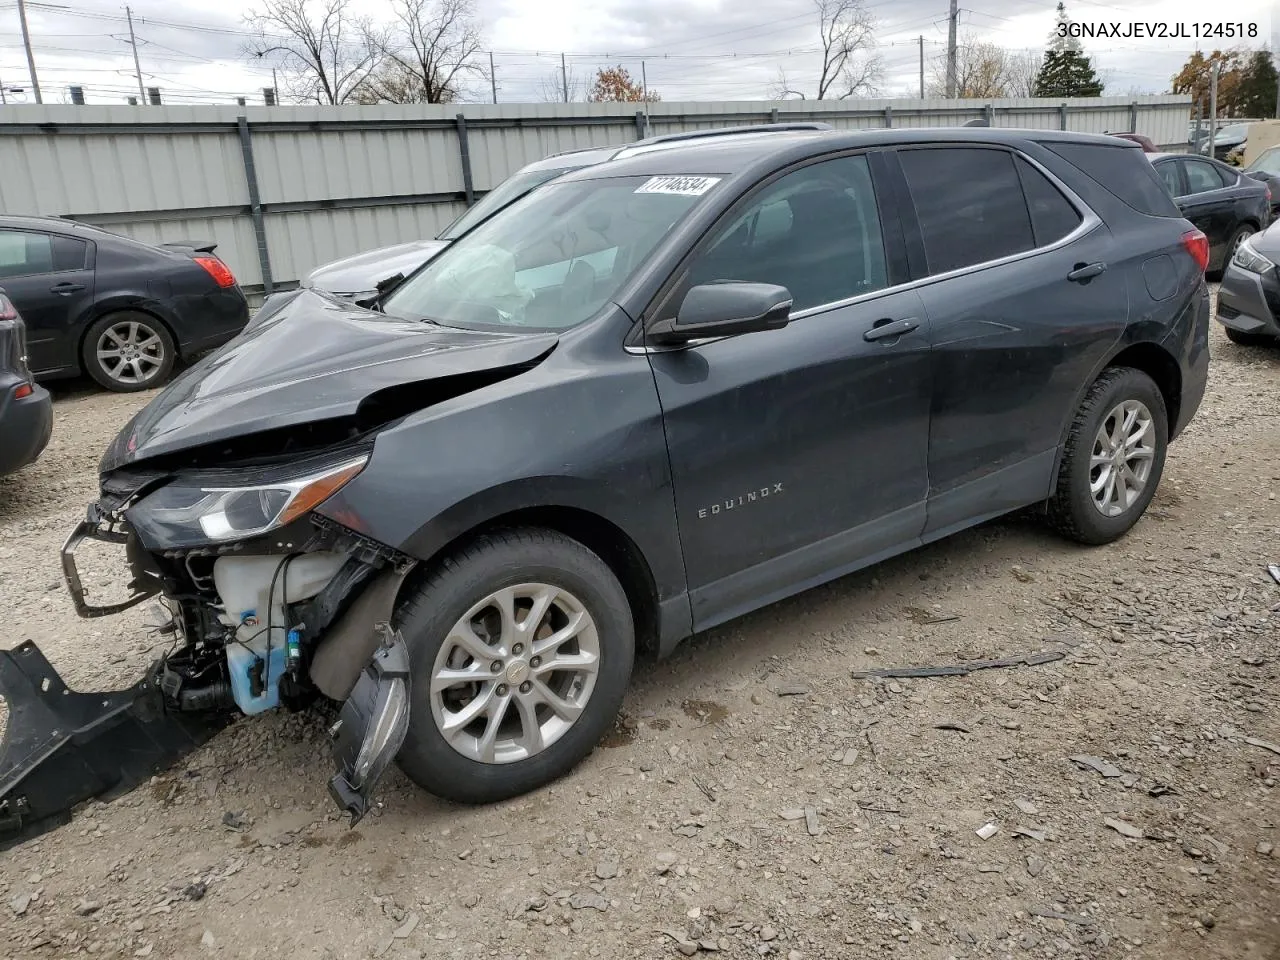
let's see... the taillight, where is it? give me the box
[1267,185,1273,202]
[193,256,236,288]
[13,383,32,399]
[0,293,16,321]
[1181,229,1210,272]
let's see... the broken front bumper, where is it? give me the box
[0,642,231,851]
[61,504,160,619]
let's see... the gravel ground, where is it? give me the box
[1,300,1278,960]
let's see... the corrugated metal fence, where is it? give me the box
[0,95,1193,295]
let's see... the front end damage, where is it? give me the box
[0,464,414,850]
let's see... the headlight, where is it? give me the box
[1231,236,1275,275]
[127,455,368,548]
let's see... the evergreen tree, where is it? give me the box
[1236,50,1278,119]
[1034,2,1103,97]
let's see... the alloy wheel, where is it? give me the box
[429,583,601,764]
[1089,399,1156,518]
[95,320,166,386]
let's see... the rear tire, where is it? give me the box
[82,311,176,392]
[394,528,634,804]
[1046,367,1168,546]
[1224,326,1275,347]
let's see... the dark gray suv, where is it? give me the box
[2,128,1211,846]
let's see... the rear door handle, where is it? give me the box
[1067,262,1106,283]
[863,317,919,342]
[50,282,86,295]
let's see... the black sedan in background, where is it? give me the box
[1150,153,1271,275]
[0,216,250,392]
[1217,220,1280,347]
[0,289,52,475]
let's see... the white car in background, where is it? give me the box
[300,123,834,306]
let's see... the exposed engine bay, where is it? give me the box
[0,461,415,850]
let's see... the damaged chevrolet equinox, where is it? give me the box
[1,128,1211,844]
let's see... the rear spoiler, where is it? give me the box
[159,241,218,255]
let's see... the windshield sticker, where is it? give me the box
[635,175,721,196]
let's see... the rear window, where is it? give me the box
[1042,141,1182,218]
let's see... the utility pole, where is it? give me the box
[15,0,41,104]
[272,67,278,103]
[945,0,958,98]
[126,6,145,104]
[1208,60,1219,159]
[0,75,7,105]
[918,35,925,99]
[489,51,497,103]
[641,60,648,105]
[560,52,568,103]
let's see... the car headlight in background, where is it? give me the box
[1231,236,1275,275]
[127,455,368,548]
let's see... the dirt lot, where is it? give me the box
[1,304,1278,960]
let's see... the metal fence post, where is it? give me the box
[884,105,893,128]
[455,113,475,205]
[770,107,779,123]
[635,110,647,139]
[1060,102,1069,130]
[1128,100,1138,133]
[235,115,274,296]
[985,103,995,127]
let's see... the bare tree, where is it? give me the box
[1006,50,1043,98]
[768,67,808,100]
[537,65,588,102]
[926,34,1013,98]
[357,0,484,103]
[814,0,881,99]
[244,0,384,104]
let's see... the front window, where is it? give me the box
[437,167,578,241]
[1215,124,1248,141]
[383,174,717,331]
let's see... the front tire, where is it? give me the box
[394,528,634,804]
[82,311,176,392]
[1047,367,1168,546]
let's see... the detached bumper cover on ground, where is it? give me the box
[0,642,231,851]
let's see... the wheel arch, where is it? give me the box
[1048,339,1181,496]
[392,505,664,661]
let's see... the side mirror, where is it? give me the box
[647,281,792,346]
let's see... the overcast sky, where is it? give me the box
[0,0,1275,105]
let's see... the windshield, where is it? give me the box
[1248,147,1280,175]
[1215,124,1249,141]
[384,174,716,331]
[438,167,578,241]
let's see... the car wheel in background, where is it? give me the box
[1046,367,1168,546]
[394,528,634,804]
[1224,326,1275,347]
[82,311,176,392]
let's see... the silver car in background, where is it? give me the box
[300,123,834,305]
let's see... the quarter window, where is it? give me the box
[899,147,1035,275]
[0,230,88,279]
[682,154,888,313]
[1015,157,1083,247]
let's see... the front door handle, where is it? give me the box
[50,282,86,295]
[863,317,919,342]
[1067,261,1106,283]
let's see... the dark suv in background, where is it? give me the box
[0,290,52,476]
[42,129,1210,831]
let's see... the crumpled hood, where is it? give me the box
[303,240,450,296]
[101,289,557,472]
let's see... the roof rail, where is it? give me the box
[631,121,835,148]
[541,122,834,163]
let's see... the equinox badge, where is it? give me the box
[697,483,784,519]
